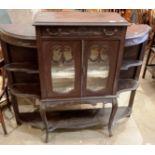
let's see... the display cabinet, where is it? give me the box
[0,12,150,142]
[34,12,127,142]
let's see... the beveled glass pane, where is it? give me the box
[51,45,75,93]
[87,45,109,91]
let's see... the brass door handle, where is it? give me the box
[103,28,118,36]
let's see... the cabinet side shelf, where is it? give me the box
[121,60,143,70]
[4,63,39,74]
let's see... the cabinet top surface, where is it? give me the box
[126,24,151,39]
[0,24,150,41]
[33,12,128,26]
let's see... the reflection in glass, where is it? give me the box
[51,45,75,93]
[52,45,62,62]
[87,45,109,91]
[64,46,72,62]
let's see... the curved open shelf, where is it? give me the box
[121,60,143,70]
[10,83,40,98]
[117,79,138,94]
[4,63,39,74]
[19,107,131,131]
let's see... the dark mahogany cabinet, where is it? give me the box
[1,12,150,143]
[35,12,127,101]
[33,12,128,142]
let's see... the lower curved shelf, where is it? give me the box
[18,106,131,130]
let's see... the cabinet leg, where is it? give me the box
[127,90,136,117]
[0,109,7,135]
[108,98,118,137]
[40,108,49,143]
[142,49,152,79]
[5,87,13,114]
[11,94,21,125]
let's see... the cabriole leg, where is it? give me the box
[40,105,49,143]
[108,98,118,137]
[127,90,136,117]
[11,94,21,125]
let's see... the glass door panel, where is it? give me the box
[41,40,81,98]
[83,40,119,96]
[87,45,109,91]
[51,45,75,93]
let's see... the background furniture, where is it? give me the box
[142,32,155,78]
[0,58,11,135]
[0,10,13,134]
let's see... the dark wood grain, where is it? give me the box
[126,24,151,40]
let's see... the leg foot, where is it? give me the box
[108,98,118,137]
[128,90,136,116]
[11,94,21,126]
[40,107,49,143]
[126,107,132,117]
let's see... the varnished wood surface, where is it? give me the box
[0,24,150,48]
[33,12,128,26]
[0,24,35,40]
[0,24,36,48]
[126,24,151,39]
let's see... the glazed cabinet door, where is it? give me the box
[82,40,120,96]
[39,40,81,99]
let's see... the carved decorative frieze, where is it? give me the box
[42,27,122,37]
